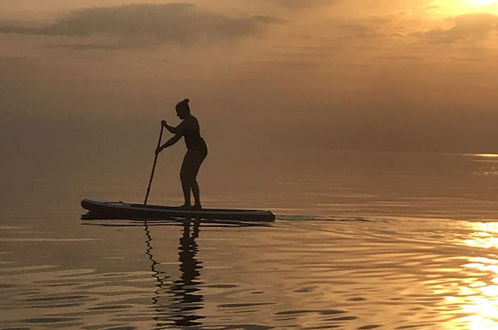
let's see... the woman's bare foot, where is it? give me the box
[178,204,192,209]
[192,204,202,210]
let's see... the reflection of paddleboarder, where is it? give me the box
[156,99,208,209]
[144,219,204,328]
[171,220,203,326]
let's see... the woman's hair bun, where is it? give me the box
[176,98,191,111]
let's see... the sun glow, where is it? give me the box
[468,0,498,6]
[434,0,498,16]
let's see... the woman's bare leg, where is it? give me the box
[181,178,191,208]
[192,179,201,209]
[180,150,205,209]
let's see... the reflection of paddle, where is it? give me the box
[144,124,164,205]
[143,218,204,327]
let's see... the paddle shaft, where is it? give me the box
[144,124,164,205]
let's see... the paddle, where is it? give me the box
[144,123,164,205]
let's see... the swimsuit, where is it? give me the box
[180,117,207,180]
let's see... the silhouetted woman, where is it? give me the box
[156,99,208,209]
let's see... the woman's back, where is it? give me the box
[182,116,207,153]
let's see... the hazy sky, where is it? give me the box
[1,0,498,153]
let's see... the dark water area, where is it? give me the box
[1,150,498,329]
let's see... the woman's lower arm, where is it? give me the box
[166,124,177,134]
[161,135,181,149]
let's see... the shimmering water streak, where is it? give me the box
[473,154,498,158]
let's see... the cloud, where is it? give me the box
[425,13,498,43]
[335,22,384,39]
[261,0,337,7]
[48,43,125,51]
[0,3,277,46]
[377,55,422,61]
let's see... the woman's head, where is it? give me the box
[176,98,190,119]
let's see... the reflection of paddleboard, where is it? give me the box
[81,199,275,222]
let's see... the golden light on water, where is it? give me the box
[475,154,498,158]
[444,222,498,329]
[465,223,498,248]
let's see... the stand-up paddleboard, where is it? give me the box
[81,199,275,222]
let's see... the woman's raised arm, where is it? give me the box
[162,120,188,135]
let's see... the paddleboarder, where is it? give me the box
[156,99,208,209]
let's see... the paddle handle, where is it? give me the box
[144,124,164,205]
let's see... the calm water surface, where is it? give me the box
[1,151,497,329]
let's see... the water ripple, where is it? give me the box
[2,216,498,328]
